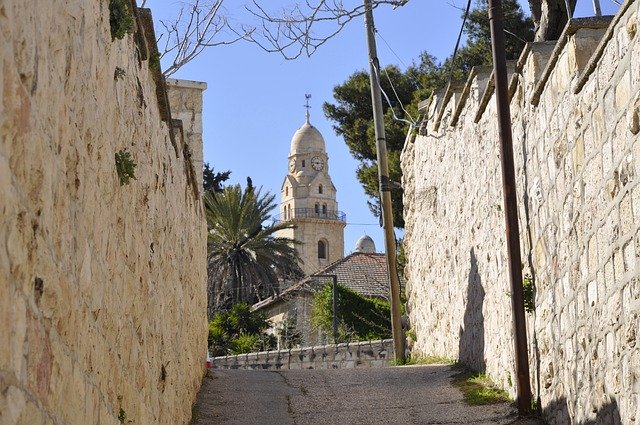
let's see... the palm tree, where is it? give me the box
[205,183,303,315]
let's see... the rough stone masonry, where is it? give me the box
[0,1,207,424]
[402,2,640,424]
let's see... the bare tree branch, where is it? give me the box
[157,0,254,76]
[242,0,409,60]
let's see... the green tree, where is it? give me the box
[208,303,276,356]
[203,162,231,194]
[323,0,533,228]
[205,183,304,314]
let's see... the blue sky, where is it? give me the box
[145,0,619,254]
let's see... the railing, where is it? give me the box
[209,339,394,370]
[275,208,346,223]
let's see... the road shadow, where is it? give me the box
[458,248,486,372]
[543,397,622,424]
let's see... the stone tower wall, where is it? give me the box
[402,3,640,424]
[0,2,207,424]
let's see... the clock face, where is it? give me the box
[289,159,295,172]
[311,156,324,171]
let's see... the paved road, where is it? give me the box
[191,365,541,424]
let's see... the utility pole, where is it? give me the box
[363,0,405,363]
[487,0,532,415]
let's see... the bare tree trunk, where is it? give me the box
[530,0,577,41]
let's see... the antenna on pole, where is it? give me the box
[304,94,312,123]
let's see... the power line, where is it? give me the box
[447,0,473,86]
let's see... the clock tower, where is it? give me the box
[277,99,346,275]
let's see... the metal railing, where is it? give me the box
[275,208,346,223]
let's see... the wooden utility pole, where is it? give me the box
[487,0,532,415]
[363,0,405,362]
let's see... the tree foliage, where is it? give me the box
[311,282,393,343]
[203,162,230,194]
[323,0,533,228]
[205,183,304,315]
[208,303,276,355]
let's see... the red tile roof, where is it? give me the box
[253,252,402,310]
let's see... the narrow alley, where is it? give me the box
[191,365,541,424]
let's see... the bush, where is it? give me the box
[109,0,134,41]
[208,303,275,356]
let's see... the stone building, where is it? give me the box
[276,109,346,275]
[254,236,392,347]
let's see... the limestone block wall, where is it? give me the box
[166,78,207,189]
[0,1,207,424]
[210,339,394,370]
[402,2,640,424]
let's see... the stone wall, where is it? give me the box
[402,2,640,424]
[0,2,207,424]
[210,339,394,370]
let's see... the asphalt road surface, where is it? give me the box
[191,365,541,424]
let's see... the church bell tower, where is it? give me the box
[277,96,346,275]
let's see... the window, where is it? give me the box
[302,160,306,167]
[319,184,323,194]
[285,187,289,196]
[287,205,292,219]
[322,204,327,215]
[318,240,327,259]
[315,203,319,214]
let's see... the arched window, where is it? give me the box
[322,204,327,215]
[319,184,323,194]
[315,203,319,214]
[302,159,306,167]
[288,204,292,219]
[285,187,289,196]
[318,240,327,259]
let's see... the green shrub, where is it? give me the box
[115,149,136,186]
[231,333,260,354]
[208,303,275,356]
[109,0,134,41]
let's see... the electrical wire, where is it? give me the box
[372,62,416,127]
[447,0,472,86]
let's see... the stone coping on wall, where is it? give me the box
[530,16,614,106]
[166,78,208,91]
[450,65,492,127]
[418,15,621,129]
[574,1,637,93]
[210,339,395,370]
[473,60,517,123]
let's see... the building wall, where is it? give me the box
[293,219,345,275]
[402,4,640,424]
[260,294,327,347]
[0,2,207,424]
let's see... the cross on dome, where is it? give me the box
[304,94,312,123]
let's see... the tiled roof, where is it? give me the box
[253,253,401,311]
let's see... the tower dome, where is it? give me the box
[290,120,326,154]
[354,235,376,253]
